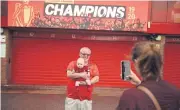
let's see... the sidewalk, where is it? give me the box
[1,84,128,97]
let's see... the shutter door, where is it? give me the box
[12,37,135,87]
[164,43,180,88]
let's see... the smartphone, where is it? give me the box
[121,60,131,81]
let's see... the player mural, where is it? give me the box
[8,1,149,32]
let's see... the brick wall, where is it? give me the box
[1,28,12,85]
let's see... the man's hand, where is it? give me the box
[86,79,91,85]
[79,72,89,79]
[75,81,80,86]
[79,76,99,86]
[79,81,87,86]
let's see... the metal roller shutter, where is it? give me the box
[12,37,135,87]
[164,43,180,88]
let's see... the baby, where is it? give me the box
[74,58,91,87]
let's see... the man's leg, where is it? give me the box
[80,100,92,110]
[65,97,80,110]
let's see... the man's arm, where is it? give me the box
[90,76,99,84]
[79,64,99,85]
[67,70,87,79]
[67,70,81,79]
[90,64,99,84]
[79,75,99,85]
[67,61,84,79]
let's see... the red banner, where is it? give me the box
[8,1,149,32]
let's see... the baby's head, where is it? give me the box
[77,58,85,68]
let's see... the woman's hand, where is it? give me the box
[127,70,141,86]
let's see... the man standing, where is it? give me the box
[65,47,99,110]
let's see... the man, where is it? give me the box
[65,47,99,110]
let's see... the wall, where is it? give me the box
[147,1,180,34]
[151,1,180,23]
[1,28,12,85]
[0,1,8,27]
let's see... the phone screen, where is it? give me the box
[121,60,131,81]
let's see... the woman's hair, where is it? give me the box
[131,42,163,80]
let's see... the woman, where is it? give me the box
[116,42,180,110]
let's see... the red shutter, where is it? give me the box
[12,37,135,88]
[164,43,180,88]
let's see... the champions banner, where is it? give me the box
[8,1,149,32]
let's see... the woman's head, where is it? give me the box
[131,42,163,80]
